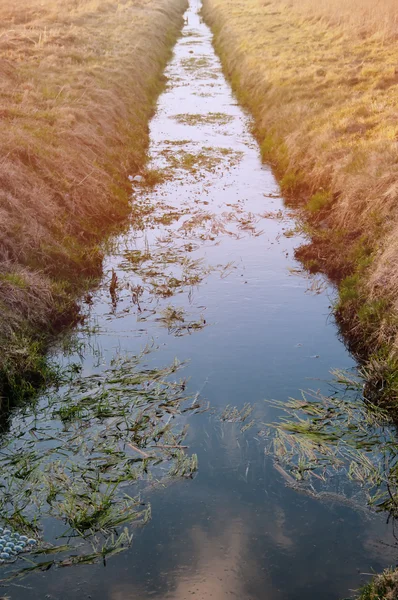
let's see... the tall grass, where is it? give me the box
[0,0,187,392]
[203,0,398,399]
[281,0,398,38]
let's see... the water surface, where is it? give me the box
[4,2,397,598]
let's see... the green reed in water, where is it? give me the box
[0,348,200,579]
[265,370,398,516]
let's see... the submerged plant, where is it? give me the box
[172,112,234,126]
[157,305,206,336]
[264,370,398,516]
[218,403,255,434]
[0,349,201,578]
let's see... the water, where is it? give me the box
[3,1,397,597]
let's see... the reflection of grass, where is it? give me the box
[264,377,398,593]
[142,169,167,186]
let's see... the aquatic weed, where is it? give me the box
[264,371,398,515]
[0,349,202,577]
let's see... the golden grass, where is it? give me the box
[202,0,398,367]
[281,0,398,38]
[0,0,186,368]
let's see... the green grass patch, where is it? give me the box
[0,333,62,408]
[355,568,398,600]
[358,299,388,327]
[305,190,331,213]
[0,273,28,288]
[337,273,361,305]
[280,170,303,194]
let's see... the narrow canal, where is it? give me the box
[2,1,397,598]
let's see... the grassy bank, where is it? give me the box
[0,0,187,399]
[355,568,398,600]
[202,0,398,409]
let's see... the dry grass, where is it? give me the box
[0,0,186,383]
[356,568,398,599]
[281,0,398,38]
[203,0,398,383]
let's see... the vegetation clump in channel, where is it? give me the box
[0,0,187,396]
[202,0,398,407]
[0,348,200,580]
[264,372,398,596]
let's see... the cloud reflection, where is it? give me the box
[110,517,280,600]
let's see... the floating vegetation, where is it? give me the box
[182,30,201,38]
[160,139,192,146]
[158,146,243,175]
[305,275,328,295]
[153,211,182,226]
[264,371,398,517]
[0,528,133,583]
[0,349,202,577]
[261,210,285,220]
[181,56,211,71]
[123,249,151,266]
[220,403,255,432]
[157,305,206,336]
[180,56,218,80]
[282,229,295,238]
[236,213,262,236]
[177,209,262,240]
[172,112,234,126]
[104,189,265,324]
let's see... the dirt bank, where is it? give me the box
[0,0,186,397]
[202,0,398,408]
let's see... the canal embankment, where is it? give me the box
[0,0,187,399]
[202,0,398,410]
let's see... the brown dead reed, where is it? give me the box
[0,0,186,381]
